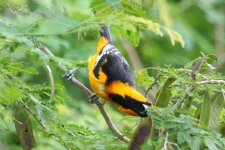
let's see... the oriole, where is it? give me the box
[88,26,152,117]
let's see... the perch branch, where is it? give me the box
[36,42,130,143]
[66,72,130,143]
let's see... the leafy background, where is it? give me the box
[0,0,224,149]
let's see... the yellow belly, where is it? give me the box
[88,54,107,99]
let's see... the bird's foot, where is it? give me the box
[64,68,79,80]
[88,93,99,104]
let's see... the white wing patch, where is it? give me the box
[95,43,129,68]
[142,104,150,109]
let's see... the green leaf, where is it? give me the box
[177,132,187,144]
[164,27,185,48]
[199,90,212,126]
[161,106,176,117]
[135,69,155,88]
[209,91,225,129]
[7,65,39,75]
[205,138,219,150]
[90,0,114,16]
[155,135,165,150]
[155,77,176,107]
[129,31,140,47]
[126,16,163,36]
[191,137,201,150]
[120,0,146,17]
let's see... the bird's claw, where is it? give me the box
[88,93,99,104]
[64,68,79,80]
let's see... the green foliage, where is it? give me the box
[0,0,224,150]
[134,55,225,149]
[155,77,176,107]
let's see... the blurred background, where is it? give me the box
[0,0,224,149]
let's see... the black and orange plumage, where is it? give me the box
[88,26,152,117]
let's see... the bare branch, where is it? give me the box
[197,79,225,85]
[174,79,225,109]
[163,132,169,150]
[162,132,180,150]
[36,42,130,143]
[36,44,54,57]
[45,64,55,102]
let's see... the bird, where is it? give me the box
[88,25,152,117]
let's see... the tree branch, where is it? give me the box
[175,86,194,108]
[36,42,130,143]
[45,64,55,102]
[163,132,168,150]
[20,99,48,131]
[66,72,130,143]
[197,79,225,85]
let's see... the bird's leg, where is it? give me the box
[88,93,99,104]
[64,68,79,80]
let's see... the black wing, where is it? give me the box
[109,94,150,117]
[93,43,135,87]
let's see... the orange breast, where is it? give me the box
[105,81,148,103]
[88,36,109,99]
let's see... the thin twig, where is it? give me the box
[145,74,162,98]
[163,132,169,150]
[37,44,54,57]
[36,42,130,143]
[197,79,225,85]
[6,4,17,17]
[175,79,225,109]
[175,86,194,108]
[167,142,180,150]
[19,100,48,130]
[45,64,55,102]
[162,132,180,150]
